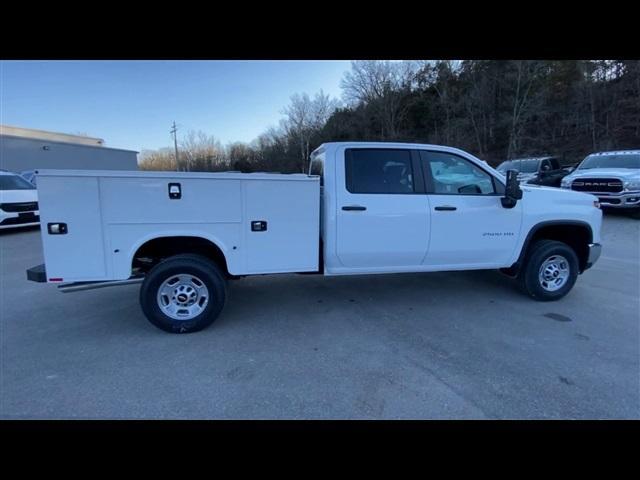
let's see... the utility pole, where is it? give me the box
[170,121,180,171]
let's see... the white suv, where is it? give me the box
[0,170,40,230]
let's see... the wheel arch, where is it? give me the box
[509,220,593,275]
[129,233,231,277]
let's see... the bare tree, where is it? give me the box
[460,61,494,156]
[506,61,542,159]
[341,60,417,139]
[282,92,312,172]
[309,90,341,131]
[415,60,462,145]
[281,90,340,172]
[225,142,257,172]
[180,130,226,171]
[139,148,176,171]
[341,60,397,104]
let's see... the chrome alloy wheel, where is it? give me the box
[157,274,209,320]
[538,255,570,292]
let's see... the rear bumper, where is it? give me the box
[26,264,47,283]
[584,243,602,271]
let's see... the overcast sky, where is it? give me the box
[1,60,351,152]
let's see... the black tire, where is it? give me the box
[629,208,640,220]
[518,239,579,301]
[140,254,227,333]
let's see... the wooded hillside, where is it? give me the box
[140,60,640,172]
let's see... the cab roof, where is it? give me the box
[505,156,555,162]
[590,150,640,156]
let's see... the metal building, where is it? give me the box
[0,125,138,172]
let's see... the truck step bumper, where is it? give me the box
[57,277,143,293]
[26,264,47,283]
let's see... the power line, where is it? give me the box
[170,121,180,171]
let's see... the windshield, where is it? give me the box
[497,160,539,173]
[0,174,36,190]
[578,154,640,170]
[21,172,37,185]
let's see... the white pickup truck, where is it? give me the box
[560,150,640,217]
[27,142,603,333]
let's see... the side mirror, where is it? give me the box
[501,169,523,208]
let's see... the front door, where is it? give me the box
[335,148,430,269]
[420,150,522,268]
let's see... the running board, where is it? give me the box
[58,277,144,293]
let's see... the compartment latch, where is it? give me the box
[251,221,267,232]
[168,183,181,199]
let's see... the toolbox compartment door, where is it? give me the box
[244,178,319,273]
[37,175,107,281]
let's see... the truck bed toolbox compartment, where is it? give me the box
[35,170,320,282]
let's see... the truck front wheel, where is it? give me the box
[140,254,227,333]
[518,240,579,301]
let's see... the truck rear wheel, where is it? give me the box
[518,240,579,301]
[140,254,227,333]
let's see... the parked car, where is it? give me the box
[496,157,571,187]
[0,170,40,230]
[561,150,640,217]
[20,170,37,186]
[27,142,602,333]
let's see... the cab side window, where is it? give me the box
[540,159,551,172]
[420,151,497,195]
[345,149,414,194]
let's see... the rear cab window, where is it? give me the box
[345,149,414,194]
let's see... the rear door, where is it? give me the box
[420,150,522,268]
[335,148,430,269]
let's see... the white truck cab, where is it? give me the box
[27,142,603,333]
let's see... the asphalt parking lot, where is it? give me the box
[1,213,639,419]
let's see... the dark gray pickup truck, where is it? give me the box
[497,157,573,187]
